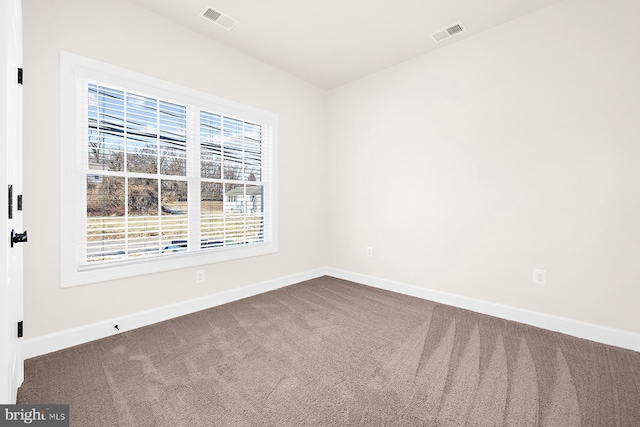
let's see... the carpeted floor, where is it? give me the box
[18,276,640,426]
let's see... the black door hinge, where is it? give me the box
[18,68,23,85]
[17,321,23,338]
[8,185,12,219]
[17,195,23,211]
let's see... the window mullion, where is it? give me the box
[241,122,247,244]
[187,107,201,252]
[157,177,162,256]
[156,101,161,255]
[123,94,129,257]
[221,117,226,242]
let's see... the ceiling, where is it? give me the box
[125,0,565,90]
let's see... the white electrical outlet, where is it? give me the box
[533,269,546,285]
[196,270,205,283]
[366,247,373,257]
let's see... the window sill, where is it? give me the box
[61,241,277,288]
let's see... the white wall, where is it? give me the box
[23,0,640,342]
[22,0,327,338]
[326,0,640,334]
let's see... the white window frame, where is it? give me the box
[60,51,278,287]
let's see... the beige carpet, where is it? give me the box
[18,276,640,426]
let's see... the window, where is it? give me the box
[61,52,278,287]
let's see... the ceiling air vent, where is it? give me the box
[200,6,239,31]
[431,21,467,43]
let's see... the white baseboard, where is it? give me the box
[326,267,640,352]
[23,266,640,359]
[22,268,326,359]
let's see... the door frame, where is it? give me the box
[1,0,24,405]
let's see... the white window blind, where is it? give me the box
[61,52,278,287]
